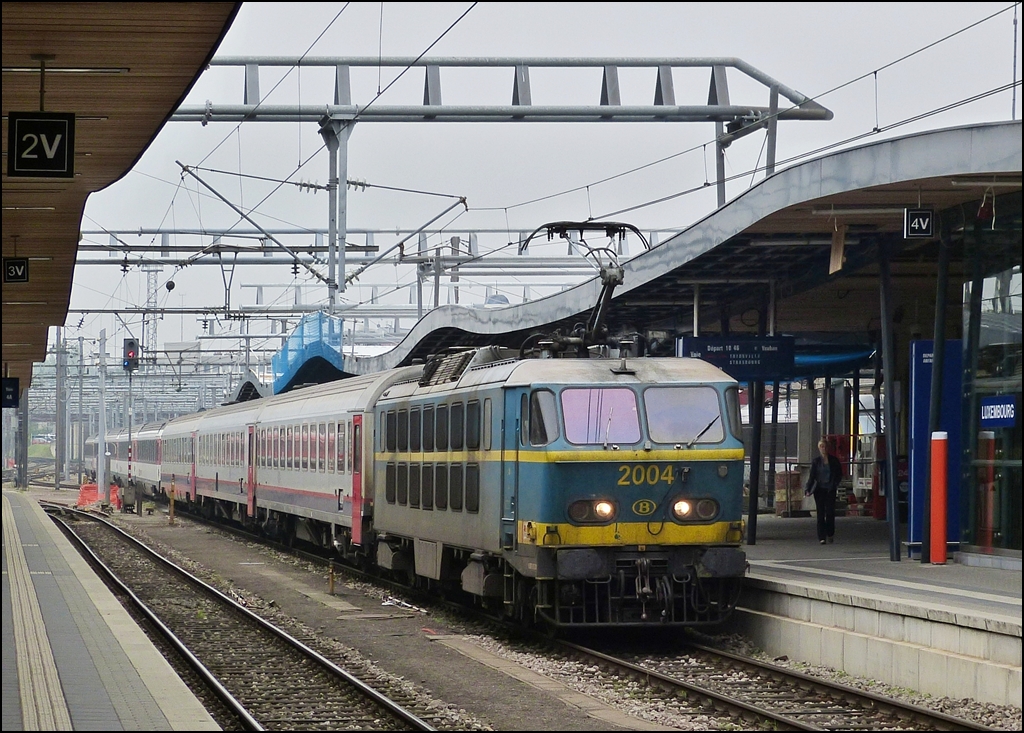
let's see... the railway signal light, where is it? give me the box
[123,338,139,372]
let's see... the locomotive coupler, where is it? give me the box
[635,556,657,620]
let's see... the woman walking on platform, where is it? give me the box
[805,438,843,544]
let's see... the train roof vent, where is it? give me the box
[419,349,476,387]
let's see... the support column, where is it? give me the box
[692,283,700,336]
[55,327,65,489]
[319,118,353,305]
[17,386,29,489]
[922,220,952,563]
[78,336,84,486]
[747,295,769,545]
[878,241,902,561]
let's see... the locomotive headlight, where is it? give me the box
[696,499,719,520]
[568,499,617,523]
[671,499,693,520]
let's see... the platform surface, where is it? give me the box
[2,487,220,731]
[743,513,1021,633]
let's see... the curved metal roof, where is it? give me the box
[342,120,1021,376]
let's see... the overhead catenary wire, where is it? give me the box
[476,2,1020,215]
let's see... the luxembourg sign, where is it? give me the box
[7,112,75,178]
[980,395,1017,429]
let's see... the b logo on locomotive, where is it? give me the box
[631,499,657,516]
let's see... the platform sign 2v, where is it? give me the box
[7,112,76,178]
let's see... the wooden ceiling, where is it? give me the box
[2,2,240,389]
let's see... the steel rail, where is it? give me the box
[45,505,436,732]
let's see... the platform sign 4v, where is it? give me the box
[904,208,934,239]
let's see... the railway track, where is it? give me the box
[554,637,997,732]
[45,505,435,732]
[65,502,1005,732]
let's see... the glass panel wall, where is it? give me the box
[961,228,1021,556]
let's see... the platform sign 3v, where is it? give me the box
[4,258,29,284]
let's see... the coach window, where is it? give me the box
[436,404,449,451]
[467,401,481,450]
[409,463,421,508]
[422,464,434,510]
[301,424,309,470]
[397,463,408,505]
[466,463,480,513]
[423,405,435,452]
[451,402,465,451]
[352,422,362,475]
[410,407,421,452]
[293,424,300,469]
[285,426,293,469]
[435,464,448,510]
[450,463,464,512]
[385,463,396,503]
[328,423,336,473]
[530,389,559,446]
[338,421,347,473]
[273,427,280,468]
[320,423,328,472]
[386,410,397,452]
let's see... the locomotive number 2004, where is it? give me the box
[617,464,675,486]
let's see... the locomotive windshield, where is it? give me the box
[643,386,724,444]
[561,387,641,445]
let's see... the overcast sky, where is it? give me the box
[68,2,1022,361]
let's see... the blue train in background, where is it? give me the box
[91,345,748,629]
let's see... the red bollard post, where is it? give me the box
[930,431,948,565]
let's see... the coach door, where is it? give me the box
[500,391,520,550]
[351,415,364,545]
[190,431,198,501]
[246,424,257,517]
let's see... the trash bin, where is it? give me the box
[774,470,802,516]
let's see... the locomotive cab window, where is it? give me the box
[724,386,743,441]
[562,387,640,445]
[527,389,559,446]
[644,386,724,444]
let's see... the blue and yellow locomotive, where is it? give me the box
[371,346,747,628]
